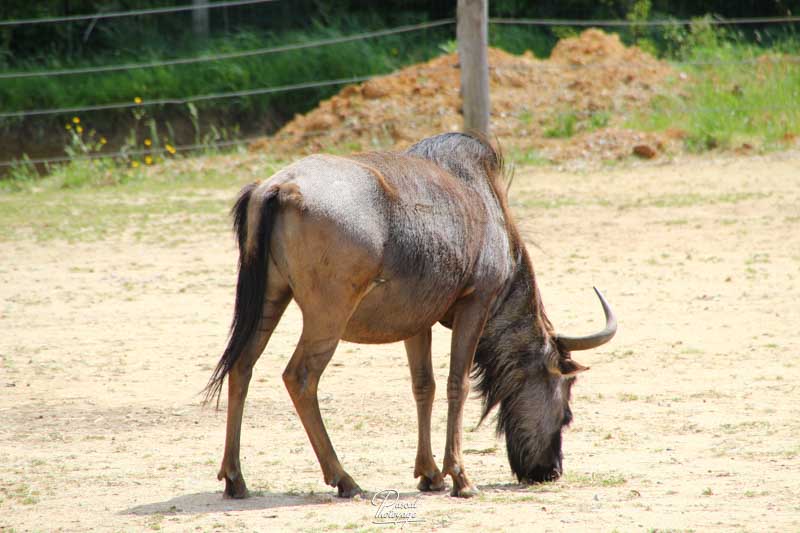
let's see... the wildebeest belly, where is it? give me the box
[342,274,465,343]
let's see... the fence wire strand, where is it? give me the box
[0,137,263,168]
[0,75,378,119]
[489,15,800,27]
[0,0,279,27]
[3,54,799,120]
[0,19,455,80]
[3,9,798,28]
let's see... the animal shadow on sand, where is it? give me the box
[479,482,538,492]
[123,489,430,516]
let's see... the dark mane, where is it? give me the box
[404,134,557,431]
[471,253,554,424]
[405,131,552,338]
[405,131,506,198]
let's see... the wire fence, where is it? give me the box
[0,0,278,27]
[4,15,799,81]
[489,15,800,27]
[3,54,799,121]
[1,9,799,170]
[0,19,455,80]
[0,136,262,169]
[0,75,378,119]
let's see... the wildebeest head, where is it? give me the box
[475,288,616,483]
[499,339,583,483]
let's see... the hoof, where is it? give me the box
[417,472,446,492]
[336,474,363,498]
[450,484,479,498]
[220,472,250,499]
[448,469,478,498]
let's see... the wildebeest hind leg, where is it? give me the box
[282,310,362,498]
[218,280,292,498]
[404,328,445,491]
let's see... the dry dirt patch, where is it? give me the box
[1,151,799,532]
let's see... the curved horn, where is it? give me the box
[556,287,617,351]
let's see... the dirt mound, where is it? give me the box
[250,29,680,165]
[552,28,641,65]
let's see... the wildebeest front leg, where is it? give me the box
[404,328,445,492]
[442,298,488,497]
[282,319,362,498]
[218,289,291,498]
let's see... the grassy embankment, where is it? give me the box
[0,18,455,164]
[625,19,800,151]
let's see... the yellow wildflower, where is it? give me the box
[100,137,107,145]
[76,126,83,134]
[165,144,176,154]
[72,116,80,124]
[144,138,152,147]
[65,124,72,130]
[134,96,143,104]
[131,161,140,168]
[145,155,153,165]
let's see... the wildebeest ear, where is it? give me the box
[558,357,590,376]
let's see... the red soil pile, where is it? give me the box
[249,29,680,165]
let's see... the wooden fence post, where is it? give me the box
[457,0,490,135]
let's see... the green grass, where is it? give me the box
[589,111,611,131]
[541,109,611,140]
[620,191,770,210]
[0,153,286,242]
[508,147,548,167]
[562,471,627,488]
[544,111,578,139]
[517,196,579,210]
[717,420,771,434]
[628,41,800,152]
[0,482,39,505]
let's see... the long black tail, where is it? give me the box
[204,182,278,406]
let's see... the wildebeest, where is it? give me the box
[205,132,616,498]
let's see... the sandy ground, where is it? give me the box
[1,151,799,532]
